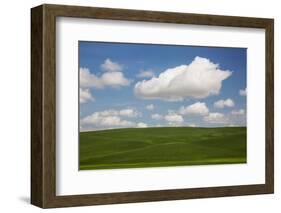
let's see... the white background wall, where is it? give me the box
[0,0,279,212]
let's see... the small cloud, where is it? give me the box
[81,108,141,130]
[101,58,123,72]
[80,66,130,89]
[137,70,155,78]
[80,67,104,89]
[80,107,152,130]
[80,88,94,104]
[214,98,235,108]
[151,113,163,120]
[146,104,155,110]
[101,71,131,88]
[204,112,227,124]
[231,109,245,115]
[179,102,209,116]
[81,113,135,128]
[187,124,197,127]
[239,88,247,96]
[99,108,140,118]
[119,108,140,118]
[164,112,184,125]
[137,122,148,128]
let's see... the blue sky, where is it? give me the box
[79,41,247,131]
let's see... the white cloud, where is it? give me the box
[80,107,146,129]
[231,109,245,115]
[188,124,197,127]
[151,113,163,120]
[137,70,155,78]
[81,108,140,129]
[119,108,140,118]
[80,66,130,89]
[164,112,184,124]
[228,109,246,126]
[204,112,227,124]
[80,67,104,88]
[214,98,235,108]
[179,102,209,116]
[134,56,232,101]
[101,58,123,72]
[100,71,130,88]
[146,104,155,110]
[80,88,94,104]
[137,122,148,128]
[203,109,246,126]
[81,113,135,128]
[239,88,247,96]
[97,108,140,118]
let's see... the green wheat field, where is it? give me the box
[79,127,246,170]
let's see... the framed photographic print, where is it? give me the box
[31,4,274,208]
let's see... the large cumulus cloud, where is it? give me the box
[134,57,232,101]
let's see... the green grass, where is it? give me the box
[79,127,246,170]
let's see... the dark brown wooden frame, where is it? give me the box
[31,4,274,208]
